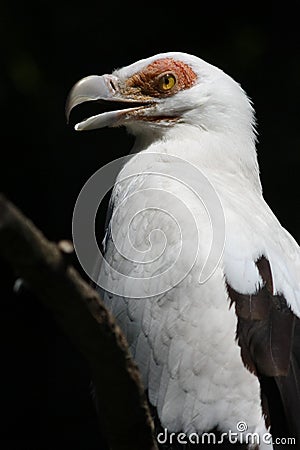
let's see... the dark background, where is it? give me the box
[1,2,300,449]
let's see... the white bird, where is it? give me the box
[66,52,300,449]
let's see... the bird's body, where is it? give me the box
[67,52,300,448]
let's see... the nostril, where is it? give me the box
[110,79,116,91]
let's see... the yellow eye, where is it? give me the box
[158,73,176,91]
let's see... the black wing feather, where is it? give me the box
[226,256,300,448]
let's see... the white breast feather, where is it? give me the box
[98,143,298,443]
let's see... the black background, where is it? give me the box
[1,2,300,449]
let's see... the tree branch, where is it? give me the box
[0,193,158,450]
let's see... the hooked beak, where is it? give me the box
[66,74,153,130]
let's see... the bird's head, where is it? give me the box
[66,52,255,141]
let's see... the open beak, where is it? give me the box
[66,74,152,130]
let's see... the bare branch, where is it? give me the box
[0,193,158,450]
